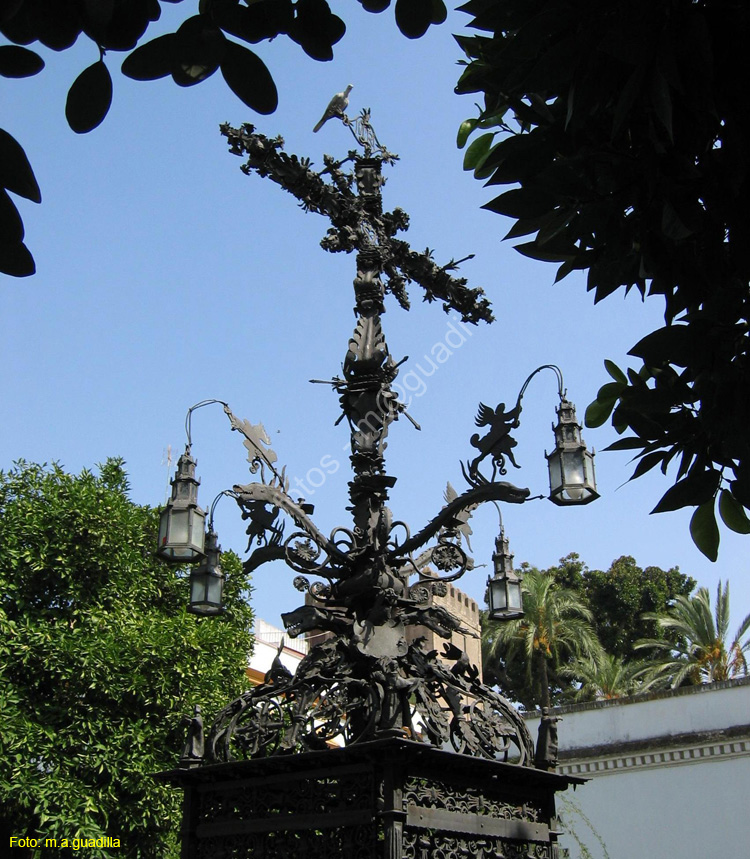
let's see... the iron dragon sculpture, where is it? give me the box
[163,105,596,771]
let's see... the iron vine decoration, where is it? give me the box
[164,103,597,770]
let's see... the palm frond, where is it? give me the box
[635,580,750,686]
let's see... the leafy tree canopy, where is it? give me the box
[0,0,447,277]
[482,553,696,707]
[456,0,750,558]
[548,553,696,661]
[0,459,254,858]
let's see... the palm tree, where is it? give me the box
[482,569,604,710]
[635,581,750,688]
[561,653,655,702]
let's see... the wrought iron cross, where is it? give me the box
[170,114,548,763]
[219,115,526,596]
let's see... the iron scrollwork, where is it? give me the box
[205,632,534,766]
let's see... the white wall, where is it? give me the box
[546,678,750,751]
[525,678,750,859]
[558,754,750,859]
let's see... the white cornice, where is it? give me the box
[559,736,750,777]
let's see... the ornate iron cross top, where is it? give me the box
[161,109,597,766]
[218,115,527,613]
[221,118,492,324]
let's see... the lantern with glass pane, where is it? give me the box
[546,398,599,506]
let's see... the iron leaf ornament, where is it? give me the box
[222,403,285,487]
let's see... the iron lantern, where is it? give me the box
[188,530,224,616]
[157,446,206,562]
[546,398,598,506]
[487,528,524,620]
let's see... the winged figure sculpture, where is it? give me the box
[467,401,522,478]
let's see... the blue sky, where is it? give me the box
[2,3,748,631]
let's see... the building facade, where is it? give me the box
[246,618,309,685]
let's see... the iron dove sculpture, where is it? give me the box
[313,84,353,132]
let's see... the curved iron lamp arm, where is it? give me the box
[185,399,228,448]
[514,364,565,414]
[388,481,532,562]
[206,489,235,531]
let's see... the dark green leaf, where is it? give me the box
[504,214,548,240]
[358,0,391,11]
[395,0,433,39]
[264,0,296,34]
[604,360,627,385]
[65,61,112,133]
[614,403,665,439]
[661,200,693,241]
[0,45,44,78]
[0,238,35,276]
[676,449,694,481]
[0,128,41,202]
[214,1,287,44]
[473,142,500,180]
[629,325,692,367]
[477,108,509,130]
[214,3,258,43]
[612,65,645,137]
[585,396,616,428]
[483,134,552,186]
[0,187,23,242]
[597,381,625,400]
[554,258,581,282]
[718,489,750,535]
[172,17,226,86]
[627,367,648,387]
[611,403,629,435]
[430,0,447,25]
[690,500,719,562]
[289,0,345,61]
[457,119,477,149]
[82,0,117,32]
[515,241,572,263]
[630,451,667,481]
[34,2,83,50]
[482,187,554,219]
[536,208,574,246]
[92,0,156,51]
[122,34,175,81]
[462,132,493,170]
[651,469,721,514]
[650,68,673,141]
[0,2,35,43]
[527,93,554,124]
[603,437,647,452]
[220,41,277,115]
